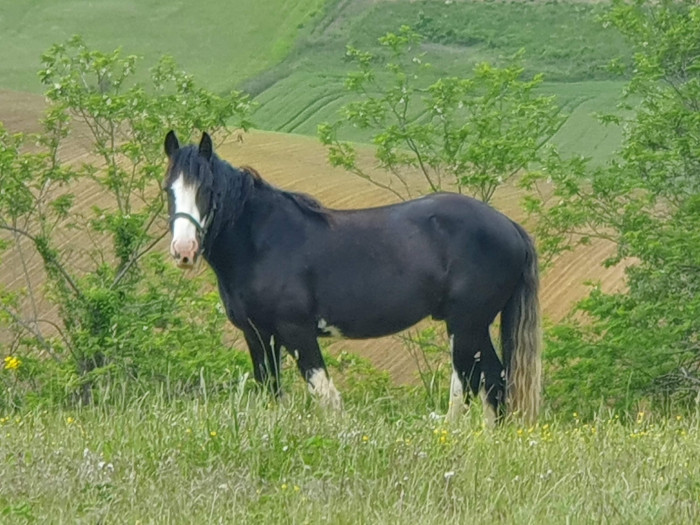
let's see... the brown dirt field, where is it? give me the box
[0,90,629,384]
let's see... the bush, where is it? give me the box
[0,36,255,409]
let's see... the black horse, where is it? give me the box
[163,131,542,422]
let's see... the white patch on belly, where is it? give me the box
[317,318,343,337]
[307,368,342,410]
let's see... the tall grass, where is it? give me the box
[1,380,698,523]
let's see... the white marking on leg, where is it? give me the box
[307,368,342,410]
[479,387,497,428]
[317,318,343,337]
[474,351,481,361]
[447,335,465,422]
[447,369,465,422]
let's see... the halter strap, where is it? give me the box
[170,212,204,235]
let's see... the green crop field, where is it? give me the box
[0,0,326,93]
[0,0,632,163]
[247,0,631,163]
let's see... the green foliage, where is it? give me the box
[530,0,700,414]
[399,326,451,411]
[319,26,564,202]
[325,349,393,406]
[0,36,254,409]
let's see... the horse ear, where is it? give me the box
[199,132,213,161]
[164,130,179,158]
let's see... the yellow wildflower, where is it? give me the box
[66,417,75,425]
[3,356,20,370]
[210,431,217,437]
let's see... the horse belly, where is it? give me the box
[317,279,440,339]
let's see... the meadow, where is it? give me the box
[3,2,697,522]
[1,385,699,523]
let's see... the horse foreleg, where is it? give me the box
[243,321,282,398]
[279,324,342,410]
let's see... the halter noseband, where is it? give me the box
[170,212,207,254]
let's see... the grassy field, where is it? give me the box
[0,1,633,163]
[1,386,698,523]
[0,0,326,93]
[247,0,631,163]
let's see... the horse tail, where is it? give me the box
[501,222,542,423]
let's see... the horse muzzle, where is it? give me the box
[171,238,199,269]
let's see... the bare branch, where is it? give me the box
[0,223,83,299]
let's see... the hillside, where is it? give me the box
[0,0,326,93]
[0,1,631,164]
[247,0,630,164]
[0,90,627,383]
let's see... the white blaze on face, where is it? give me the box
[170,175,202,264]
[307,368,342,410]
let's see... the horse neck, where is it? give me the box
[203,173,275,272]
[205,181,317,276]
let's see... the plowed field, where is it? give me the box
[0,90,628,383]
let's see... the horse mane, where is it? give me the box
[240,165,332,223]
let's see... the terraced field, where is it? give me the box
[0,90,628,383]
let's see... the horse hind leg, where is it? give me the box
[447,322,505,425]
[477,329,506,425]
[446,329,482,423]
